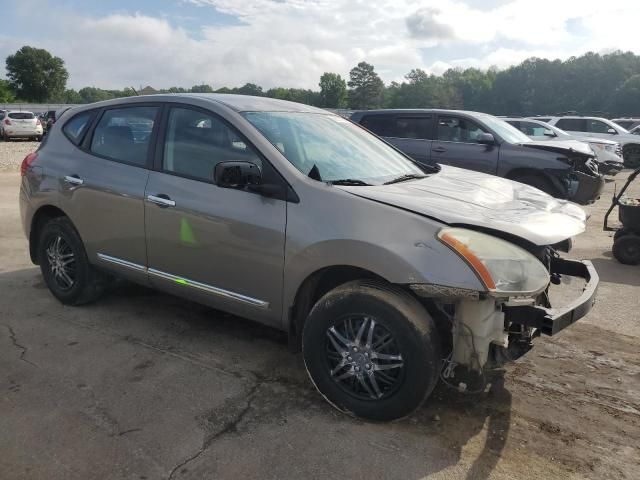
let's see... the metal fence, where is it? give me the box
[0,103,80,113]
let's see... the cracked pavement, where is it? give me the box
[1,168,640,480]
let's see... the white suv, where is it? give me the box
[1,111,43,141]
[542,116,640,168]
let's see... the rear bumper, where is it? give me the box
[504,258,598,336]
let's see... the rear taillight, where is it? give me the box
[20,152,38,176]
[3,118,10,125]
[37,119,42,126]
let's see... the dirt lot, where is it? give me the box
[1,142,639,480]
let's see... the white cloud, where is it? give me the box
[1,0,639,89]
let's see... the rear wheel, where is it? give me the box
[37,217,105,305]
[511,174,557,196]
[302,280,441,421]
[612,233,640,265]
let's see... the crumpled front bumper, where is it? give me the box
[569,171,605,205]
[598,161,624,175]
[503,258,599,336]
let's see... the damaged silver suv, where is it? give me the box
[20,94,599,421]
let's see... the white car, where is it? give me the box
[503,117,624,175]
[1,111,43,141]
[539,116,640,168]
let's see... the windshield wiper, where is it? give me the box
[328,179,372,186]
[383,173,428,185]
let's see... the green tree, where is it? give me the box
[0,78,15,102]
[318,72,347,108]
[235,83,263,96]
[5,46,68,102]
[609,74,640,115]
[63,88,82,104]
[190,84,214,93]
[348,62,384,109]
[78,87,114,103]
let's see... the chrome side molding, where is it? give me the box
[96,253,269,309]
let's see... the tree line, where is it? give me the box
[2,45,640,116]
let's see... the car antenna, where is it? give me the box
[308,164,322,181]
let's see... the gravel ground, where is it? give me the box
[1,142,639,480]
[0,140,40,171]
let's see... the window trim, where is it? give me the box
[154,102,297,202]
[359,113,434,141]
[62,110,98,146]
[84,103,163,170]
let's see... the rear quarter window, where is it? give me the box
[556,118,586,131]
[63,111,95,145]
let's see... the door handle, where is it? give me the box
[147,194,176,208]
[432,147,446,153]
[64,175,84,186]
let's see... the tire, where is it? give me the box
[302,280,441,421]
[614,229,629,242]
[623,144,640,169]
[612,233,640,265]
[511,174,557,196]
[37,217,105,305]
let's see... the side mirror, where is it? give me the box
[214,161,262,188]
[543,129,555,137]
[607,128,617,134]
[477,133,495,145]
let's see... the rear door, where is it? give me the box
[143,105,287,326]
[359,114,433,165]
[56,105,158,284]
[430,114,499,174]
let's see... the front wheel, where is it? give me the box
[613,233,640,265]
[302,280,441,421]
[37,217,105,305]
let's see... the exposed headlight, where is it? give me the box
[437,228,550,296]
[590,142,615,153]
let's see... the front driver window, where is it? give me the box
[163,107,262,182]
[588,120,612,134]
[437,116,488,143]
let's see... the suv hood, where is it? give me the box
[520,140,595,157]
[340,166,587,246]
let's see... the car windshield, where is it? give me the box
[242,112,429,184]
[477,114,531,144]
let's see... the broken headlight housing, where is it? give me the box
[438,228,550,296]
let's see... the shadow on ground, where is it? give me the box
[1,267,515,479]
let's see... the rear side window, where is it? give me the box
[359,115,392,137]
[360,114,432,139]
[8,112,35,120]
[393,117,432,139]
[90,106,158,167]
[63,112,94,145]
[518,121,550,137]
[163,107,262,182]
[556,118,586,131]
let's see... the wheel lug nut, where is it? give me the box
[366,364,371,369]
[353,347,358,352]
[355,366,360,372]
[347,356,352,361]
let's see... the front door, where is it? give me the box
[144,106,287,326]
[430,114,499,175]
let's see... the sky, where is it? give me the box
[1,0,638,90]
